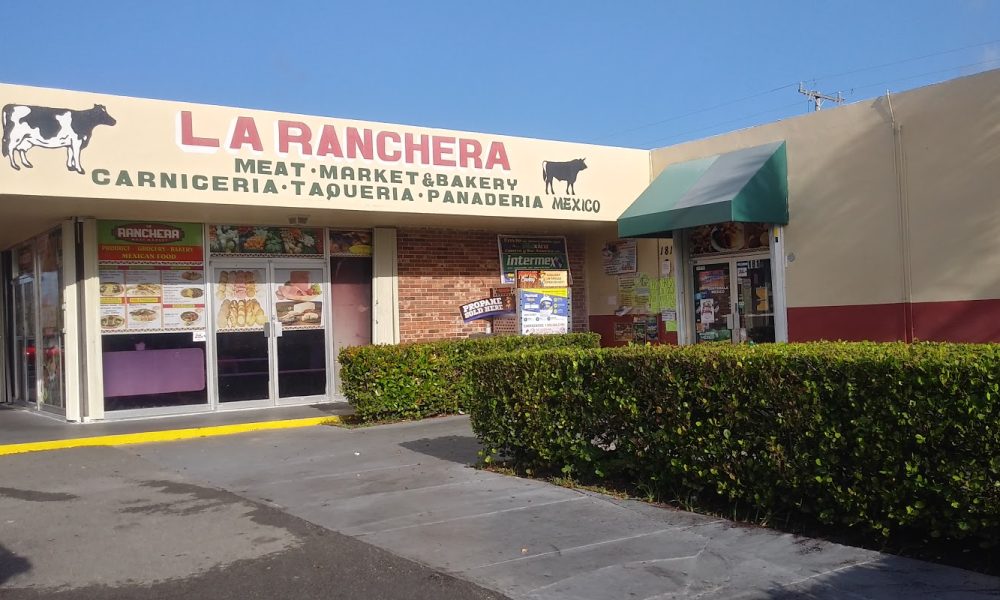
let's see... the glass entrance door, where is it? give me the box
[692,255,774,344]
[734,258,775,344]
[13,272,38,403]
[211,261,328,407]
[692,262,734,343]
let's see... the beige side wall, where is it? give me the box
[647,68,1000,308]
[890,71,1000,303]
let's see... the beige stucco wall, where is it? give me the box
[889,71,1000,304]
[647,68,1000,308]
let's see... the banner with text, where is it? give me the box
[498,236,569,285]
[0,83,650,227]
[98,221,204,263]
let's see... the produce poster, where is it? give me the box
[329,230,373,257]
[214,269,267,330]
[100,266,206,333]
[273,267,324,329]
[209,225,324,257]
[498,236,569,285]
[602,239,637,275]
[98,221,204,263]
[517,288,570,335]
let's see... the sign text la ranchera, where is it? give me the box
[176,111,512,171]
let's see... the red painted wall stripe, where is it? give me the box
[589,315,678,347]
[788,299,1000,343]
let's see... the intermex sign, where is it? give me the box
[0,83,650,221]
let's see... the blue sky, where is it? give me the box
[4,1,997,149]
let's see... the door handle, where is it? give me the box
[262,321,271,338]
[726,314,735,330]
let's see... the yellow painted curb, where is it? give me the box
[0,415,342,456]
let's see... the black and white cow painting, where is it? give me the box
[2,103,116,174]
[542,158,587,194]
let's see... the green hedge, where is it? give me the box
[338,333,600,421]
[467,342,1000,545]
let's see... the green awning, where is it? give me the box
[618,141,788,238]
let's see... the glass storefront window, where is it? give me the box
[97,220,209,412]
[11,241,38,403]
[102,333,207,411]
[6,229,65,410]
[330,242,372,391]
[38,229,65,409]
[688,222,771,256]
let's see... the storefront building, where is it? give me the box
[2,68,998,421]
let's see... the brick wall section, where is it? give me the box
[397,228,588,343]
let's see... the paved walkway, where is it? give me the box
[125,416,999,599]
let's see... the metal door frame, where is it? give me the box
[209,258,331,411]
[691,252,771,345]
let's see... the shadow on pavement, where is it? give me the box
[760,555,1000,598]
[399,435,482,465]
[0,544,31,585]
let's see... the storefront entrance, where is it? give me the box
[692,254,775,344]
[8,230,66,413]
[211,260,328,408]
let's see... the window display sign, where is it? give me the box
[329,230,373,257]
[460,296,515,323]
[515,269,568,289]
[209,225,324,257]
[602,239,637,275]
[98,221,204,263]
[15,240,34,276]
[213,268,267,330]
[689,222,770,256]
[274,267,324,329]
[100,266,206,333]
[498,236,569,285]
[517,288,571,335]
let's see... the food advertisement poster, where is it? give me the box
[274,268,324,328]
[602,240,637,275]
[613,322,633,342]
[100,266,206,333]
[214,269,267,330]
[689,222,770,255]
[517,288,570,335]
[209,225,323,257]
[98,221,204,263]
[498,236,569,285]
[329,230,373,257]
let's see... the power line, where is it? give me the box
[809,37,1000,83]
[797,83,845,111]
[636,58,1000,149]
[593,84,796,142]
[639,100,805,148]
[595,37,1000,144]
[847,57,1000,95]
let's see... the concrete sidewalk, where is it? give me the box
[128,416,999,599]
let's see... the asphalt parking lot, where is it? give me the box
[3,415,999,599]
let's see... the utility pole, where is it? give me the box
[798,82,845,111]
